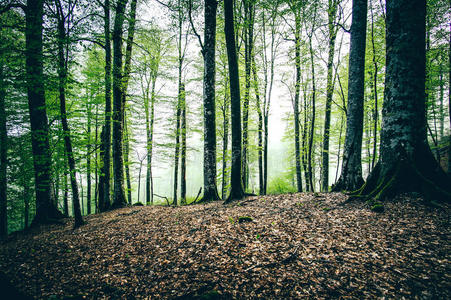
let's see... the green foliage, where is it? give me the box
[267,175,296,195]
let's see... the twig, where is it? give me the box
[194,187,202,203]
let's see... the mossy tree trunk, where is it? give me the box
[353,0,451,203]
[26,0,63,225]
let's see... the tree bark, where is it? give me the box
[111,0,129,209]
[201,0,220,201]
[87,97,92,215]
[353,0,451,203]
[56,5,83,227]
[332,0,367,192]
[98,0,112,212]
[321,0,338,192]
[122,0,138,205]
[291,5,303,193]
[0,57,7,238]
[26,0,63,225]
[224,0,244,202]
[180,83,187,204]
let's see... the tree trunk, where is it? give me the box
[332,0,367,192]
[201,0,220,201]
[111,0,128,209]
[308,34,316,192]
[26,0,63,225]
[173,85,182,206]
[98,0,112,212]
[241,0,252,191]
[122,0,137,205]
[224,0,244,202]
[87,99,92,215]
[56,11,83,227]
[180,83,187,204]
[221,84,229,201]
[321,0,338,192]
[124,114,132,204]
[353,0,451,203]
[0,58,7,238]
[293,11,303,193]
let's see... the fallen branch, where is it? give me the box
[153,194,170,206]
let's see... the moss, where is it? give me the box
[370,202,384,213]
[132,202,144,206]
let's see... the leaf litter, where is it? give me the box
[0,193,449,299]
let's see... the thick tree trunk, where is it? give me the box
[111,0,128,209]
[293,12,303,193]
[321,0,338,192]
[0,58,7,238]
[98,0,112,212]
[224,0,244,202]
[26,0,63,225]
[354,0,451,203]
[202,0,220,201]
[332,0,367,192]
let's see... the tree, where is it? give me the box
[189,0,220,202]
[332,0,367,192]
[98,0,112,212]
[122,0,138,205]
[26,0,63,224]
[321,0,340,192]
[0,44,7,238]
[224,0,244,202]
[53,0,84,228]
[111,0,129,208]
[353,0,451,203]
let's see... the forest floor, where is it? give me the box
[0,193,450,299]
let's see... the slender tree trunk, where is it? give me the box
[221,84,229,201]
[94,103,99,213]
[0,58,7,238]
[370,0,378,170]
[98,0,112,212]
[180,83,187,204]
[321,0,338,192]
[87,101,92,215]
[122,0,138,205]
[332,0,367,192]
[448,21,451,175]
[56,12,83,227]
[63,164,69,216]
[308,35,316,192]
[173,85,182,206]
[27,0,63,225]
[201,0,220,201]
[293,12,303,193]
[24,183,30,228]
[146,74,157,205]
[252,54,264,195]
[224,0,245,202]
[241,0,253,191]
[124,114,132,204]
[111,0,129,208]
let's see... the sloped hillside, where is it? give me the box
[0,193,449,299]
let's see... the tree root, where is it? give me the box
[349,146,451,205]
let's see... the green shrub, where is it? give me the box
[267,175,297,195]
